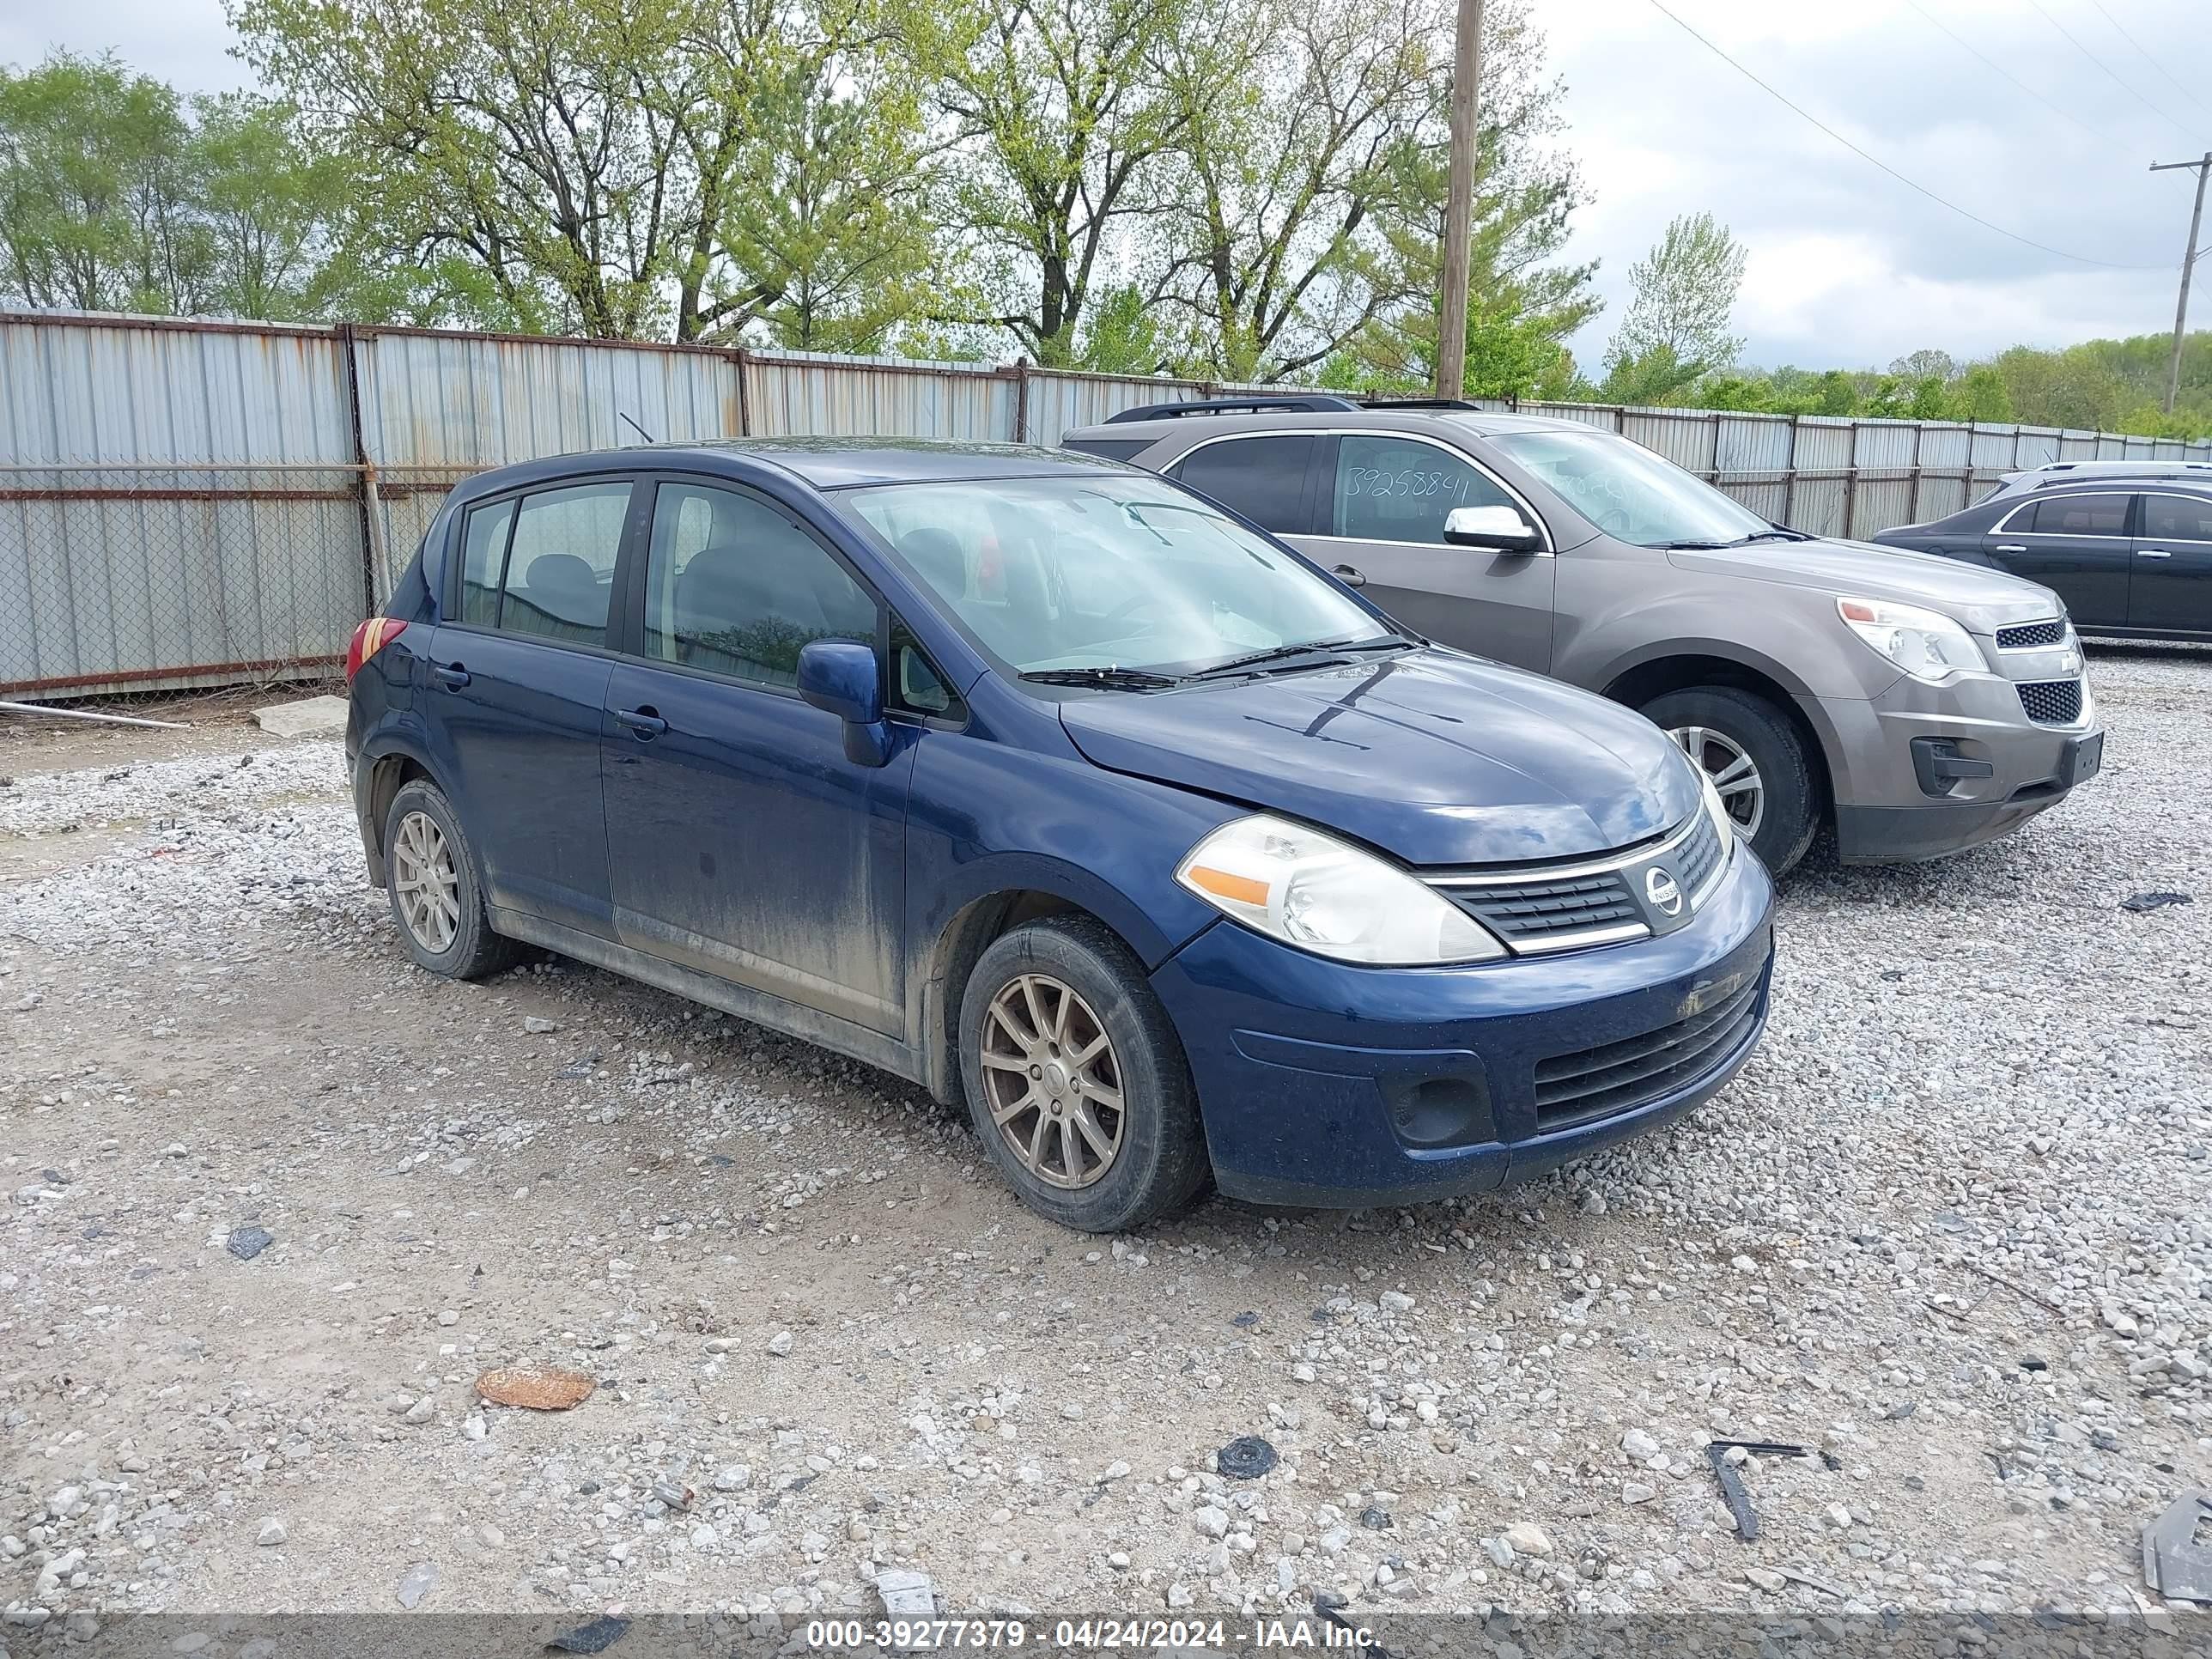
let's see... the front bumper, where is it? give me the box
[1149,848,1774,1208]
[1799,662,2103,864]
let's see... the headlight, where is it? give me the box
[1176,815,1504,965]
[1836,597,1987,683]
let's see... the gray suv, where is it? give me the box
[1064,396,2104,873]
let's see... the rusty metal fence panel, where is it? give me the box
[7,307,2212,698]
[0,315,368,696]
[744,351,1013,440]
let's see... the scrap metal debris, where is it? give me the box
[1217,1435,1278,1480]
[2142,1490,2212,1602]
[0,699,191,730]
[547,1616,631,1654]
[226,1224,275,1261]
[1705,1439,1809,1541]
[476,1366,596,1411]
[2122,891,2193,913]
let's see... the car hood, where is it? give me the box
[1056,648,1700,867]
[1667,537,2062,631]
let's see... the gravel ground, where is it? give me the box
[1,648,2208,1639]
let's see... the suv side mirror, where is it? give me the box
[1443,504,1544,554]
[797,640,892,766]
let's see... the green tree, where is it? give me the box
[234,0,701,336]
[1308,0,1596,398]
[191,93,358,320]
[707,38,940,352]
[1601,210,1746,398]
[1146,0,1443,382]
[0,51,202,313]
[900,0,1193,365]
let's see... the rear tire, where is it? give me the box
[382,779,521,980]
[1639,685,1820,875]
[958,916,1208,1233]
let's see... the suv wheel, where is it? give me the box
[383,779,522,980]
[1638,686,1819,875]
[959,916,1207,1232]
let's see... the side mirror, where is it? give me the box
[1443,504,1544,554]
[797,640,891,766]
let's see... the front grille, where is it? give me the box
[1433,808,1730,953]
[1533,975,1763,1132]
[1996,619,2065,650]
[2017,678,2083,725]
[1446,871,1640,944]
[1673,806,1727,896]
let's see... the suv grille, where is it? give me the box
[2017,678,2083,725]
[1995,619,2065,651]
[1431,809,1728,954]
[1534,975,1762,1131]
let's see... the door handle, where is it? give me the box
[1993,544,2027,555]
[432,662,471,688]
[614,706,668,738]
[2136,548,2173,558]
[1330,563,1367,588]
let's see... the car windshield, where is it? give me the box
[1490,428,1774,549]
[837,476,1389,679]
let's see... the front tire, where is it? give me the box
[958,917,1207,1233]
[383,779,521,980]
[1639,685,1820,875]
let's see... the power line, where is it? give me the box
[1640,0,2170,271]
[2017,0,2198,144]
[2079,0,2212,123]
[1898,0,2143,157]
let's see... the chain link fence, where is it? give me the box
[7,310,2209,701]
[0,465,372,697]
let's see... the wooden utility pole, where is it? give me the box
[1435,0,1483,399]
[2150,152,2211,415]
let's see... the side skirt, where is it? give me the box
[489,906,928,1088]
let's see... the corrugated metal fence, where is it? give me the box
[5,308,2208,697]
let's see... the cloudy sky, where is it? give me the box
[6,0,2209,374]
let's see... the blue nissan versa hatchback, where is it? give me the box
[344,439,1776,1232]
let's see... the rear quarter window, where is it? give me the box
[1060,437,1152,464]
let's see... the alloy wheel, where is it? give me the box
[978,973,1126,1190]
[1668,724,1765,838]
[392,809,462,955]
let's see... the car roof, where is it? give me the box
[447,436,1133,501]
[1065,407,1602,444]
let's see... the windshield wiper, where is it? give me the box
[1191,634,1411,680]
[1732,527,1814,544]
[1652,538,1733,550]
[1019,666,1182,690]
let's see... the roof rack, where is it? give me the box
[2026,459,2212,476]
[1355,396,1483,411]
[1103,394,1364,424]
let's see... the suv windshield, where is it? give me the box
[838,477,1388,679]
[1491,428,1773,549]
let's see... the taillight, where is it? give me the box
[345,617,408,682]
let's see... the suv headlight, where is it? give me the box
[1176,814,1504,965]
[1836,597,1986,683]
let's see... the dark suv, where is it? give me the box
[1874,478,2212,641]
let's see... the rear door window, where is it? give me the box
[641,481,878,688]
[1331,434,1521,544]
[1168,434,1316,533]
[2142,494,2212,542]
[458,498,516,626]
[495,481,631,645]
[2023,494,2129,537]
